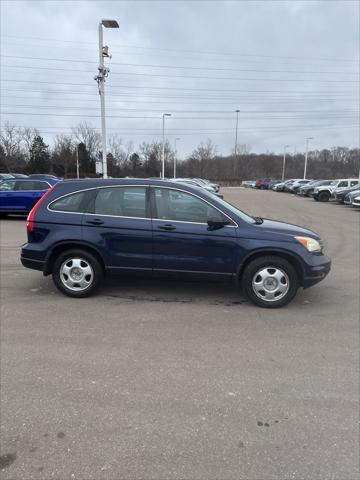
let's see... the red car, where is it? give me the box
[255,178,271,189]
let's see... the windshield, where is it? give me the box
[212,196,256,224]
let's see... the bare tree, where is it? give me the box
[20,127,40,160]
[0,122,22,160]
[71,122,101,161]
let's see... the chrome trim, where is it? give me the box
[46,184,239,227]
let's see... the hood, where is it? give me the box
[255,218,319,239]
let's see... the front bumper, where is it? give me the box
[302,254,331,288]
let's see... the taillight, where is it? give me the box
[27,184,57,233]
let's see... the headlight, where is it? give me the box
[295,236,322,253]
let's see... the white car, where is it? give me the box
[352,196,360,207]
[313,179,359,202]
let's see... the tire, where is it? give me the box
[0,212,8,218]
[318,191,330,202]
[241,255,299,308]
[52,249,104,298]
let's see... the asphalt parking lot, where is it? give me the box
[0,187,359,480]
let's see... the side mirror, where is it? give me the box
[207,218,230,230]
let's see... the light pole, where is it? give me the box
[95,19,119,179]
[173,137,180,178]
[162,113,171,179]
[304,137,313,179]
[234,109,240,177]
[282,144,290,181]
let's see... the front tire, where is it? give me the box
[318,191,330,202]
[241,256,299,308]
[52,249,103,298]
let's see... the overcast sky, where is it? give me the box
[1,0,359,157]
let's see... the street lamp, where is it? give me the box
[95,19,119,179]
[162,113,171,179]
[173,137,180,178]
[282,144,290,181]
[304,137,313,179]
[234,109,240,177]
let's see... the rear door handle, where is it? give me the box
[158,224,176,231]
[86,218,104,225]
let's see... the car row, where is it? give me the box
[243,177,360,208]
[273,178,360,207]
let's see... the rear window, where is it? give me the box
[49,191,88,213]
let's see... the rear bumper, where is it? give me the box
[21,255,45,272]
[303,254,331,288]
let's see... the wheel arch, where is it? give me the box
[237,248,305,286]
[44,241,106,275]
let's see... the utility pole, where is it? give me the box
[304,137,313,179]
[76,144,79,179]
[94,19,119,179]
[173,137,180,178]
[234,109,240,177]
[282,144,290,181]
[162,113,171,179]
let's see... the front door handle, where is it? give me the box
[86,218,104,225]
[158,224,176,231]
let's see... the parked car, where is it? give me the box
[289,179,312,194]
[267,179,281,189]
[21,178,331,308]
[333,183,360,204]
[0,177,59,216]
[28,174,60,180]
[298,180,332,197]
[170,178,223,198]
[255,178,271,189]
[344,188,360,206]
[242,180,256,188]
[313,179,359,202]
[0,173,14,180]
[9,173,29,178]
[352,196,360,207]
[194,178,220,192]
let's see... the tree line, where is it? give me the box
[1,122,359,182]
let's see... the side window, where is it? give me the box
[49,191,89,213]
[337,181,347,188]
[35,181,51,190]
[94,186,147,218]
[15,180,49,191]
[153,188,228,224]
[350,181,359,186]
[0,181,15,191]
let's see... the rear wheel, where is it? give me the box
[242,256,299,308]
[52,249,103,298]
[318,191,330,202]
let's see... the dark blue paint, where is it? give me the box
[20,178,331,287]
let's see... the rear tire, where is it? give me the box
[241,256,299,308]
[318,191,330,202]
[52,249,104,298]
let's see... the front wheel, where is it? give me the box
[52,249,104,298]
[241,256,299,308]
[318,191,330,202]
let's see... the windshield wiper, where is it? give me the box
[253,216,264,224]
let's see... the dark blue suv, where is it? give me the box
[20,179,331,308]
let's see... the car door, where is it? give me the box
[0,180,17,210]
[82,185,153,272]
[150,186,237,278]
